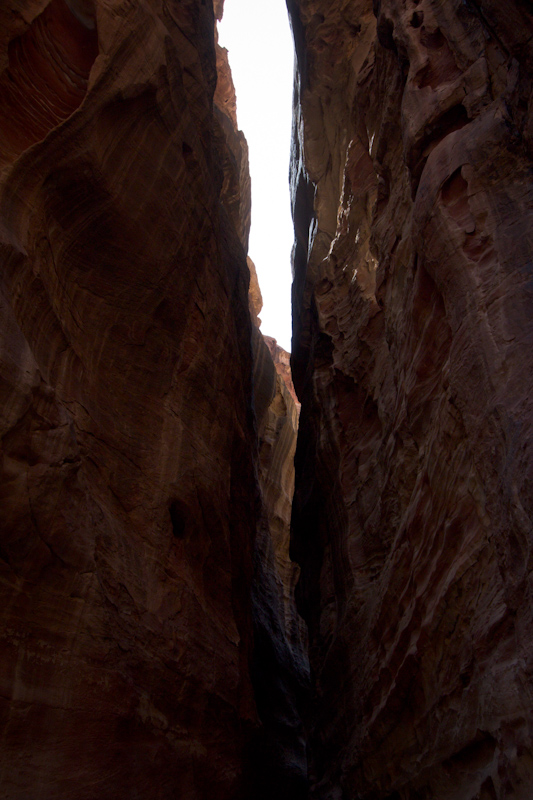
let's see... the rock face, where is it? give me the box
[0,0,305,797]
[0,0,99,167]
[288,0,533,798]
[250,325,309,799]
[5,0,533,796]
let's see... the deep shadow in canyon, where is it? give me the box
[0,0,533,798]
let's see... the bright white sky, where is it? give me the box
[218,0,294,352]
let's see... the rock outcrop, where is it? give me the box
[4,0,532,796]
[288,0,533,798]
[0,0,304,797]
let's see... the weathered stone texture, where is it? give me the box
[214,31,251,251]
[251,324,309,800]
[256,334,303,650]
[0,1,259,797]
[288,0,533,797]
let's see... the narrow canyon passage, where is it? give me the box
[218,0,294,351]
[214,8,309,796]
[0,1,532,799]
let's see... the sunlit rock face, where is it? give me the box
[0,0,260,797]
[288,0,533,797]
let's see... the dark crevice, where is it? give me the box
[169,499,188,538]
[410,104,469,197]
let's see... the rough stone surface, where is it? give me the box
[264,335,300,407]
[214,32,251,252]
[256,335,303,652]
[288,0,533,798]
[248,256,263,326]
[0,0,99,167]
[0,0,309,795]
[251,324,309,800]
[0,1,259,797]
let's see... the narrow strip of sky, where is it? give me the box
[218,0,294,352]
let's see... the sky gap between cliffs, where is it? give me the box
[218,0,294,352]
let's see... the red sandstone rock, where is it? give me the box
[0,0,98,166]
[0,1,259,797]
[288,0,533,797]
[247,256,263,326]
[244,233,306,797]
[250,322,308,799]
[253,330,302,644]
[214,30,251,253]
[0,0,309,795]
[264,335,300,407]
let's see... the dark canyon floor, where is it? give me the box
[0,0,532,798]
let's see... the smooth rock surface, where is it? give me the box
[288,0,533,797]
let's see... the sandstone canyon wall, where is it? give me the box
[0,0,305,797]
[3,0,533,797]
[288,0,533,798]
[250,321,308,799]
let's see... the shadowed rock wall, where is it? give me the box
[288,0,533,797]
[251,328,308,800]
[0,0,306,797]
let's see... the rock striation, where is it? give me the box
[0,0,98,167]
[5,0,532,796]
[249,322,308,800]
[288,0,533,798]
[0,0,305,797]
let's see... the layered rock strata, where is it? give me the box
[288,0,533,798]
[0,0,304,797]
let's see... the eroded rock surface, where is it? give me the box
[0,1,259,797]
[246,280,307,797]
[0,0,309,795]
[288,0,533,797]
[0,0,98,166]
[250,323,309,800]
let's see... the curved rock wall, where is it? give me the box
[288,0,533,797]
[0,1,261,797]
[0,0,98,166]
[6,0,530,795]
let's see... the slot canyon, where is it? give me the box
[0,0,532,797]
